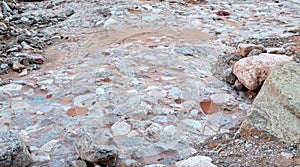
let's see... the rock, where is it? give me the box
[66,8,75,17]
[76,129,118,166]
[216,10,230,16]
[19,69,28,77]
[12,61,25,71]
[240,62,300,144]
[247,49,263,57]
[233,79,243,91]
[266,47,286,54]
[0,131,32,167]
[223,67,236,85]
[236,44,266,57]
[70,159,87,167]
[111,121,131,136]
[233,53,293,90]
[175,156,217,167]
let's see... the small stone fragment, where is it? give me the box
[175,156,217,167]
[76,129,118,166]
[216,11,230,16]
[236,44,266,57]
[223,67,236,85]
[19,69,28,77]
[66,8,75,17]
[12,61,25,71]
[111,121,131,136]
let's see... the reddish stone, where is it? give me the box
[200,100,219,115]
[216,10,230,16]
[66,106,89,116]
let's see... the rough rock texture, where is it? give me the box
[240,62,300,144]
[236,44,267,57]
[0,131,32,167]
[175,156,217,167]
[233,53,293,90]
[76,129,118,166]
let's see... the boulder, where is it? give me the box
[240,62,300,144]
[76,129,118,166]
[0,131,32,167]
[236,44,266,57]
[175,156,217,167]
[233,53,292,90]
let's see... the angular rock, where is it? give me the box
[233,53,293,90]
[223,67,236,85]
[76,129,118,166]
[111,121,131,136]
[12,61,25,71]
[240,62,300,144]
[175,156,217,167]
[0,131,32,167]
[236,44,266,57]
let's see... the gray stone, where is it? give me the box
[152,116,168,123]
[153,107,175,115]
[113,103,132,115]
[71,159,87,167]
[76,129,118,166]
[247,49,263,57]
[1,1,12,15]
[0,131,32,167]
[176,46,194,56]
[223,67,236,85]
[240,62,300,144]
[66,8,75,17]
[168,87,182,99]
[144,123,163,142]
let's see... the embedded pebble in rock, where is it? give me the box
[111,121,131,136]
[175,156,217,167]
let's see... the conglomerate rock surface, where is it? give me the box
[0,0,299,166]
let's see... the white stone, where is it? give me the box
[181,119,202,129]
[164,125,177,135]
[111,121,131,136]
[40,140,59,152]
[210,94,231,104]
[175,156,217,167]
[95,87,105,95]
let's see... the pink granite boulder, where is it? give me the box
[233,53,292,90]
